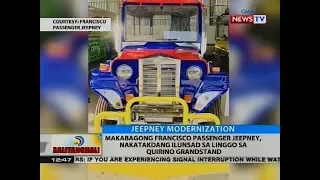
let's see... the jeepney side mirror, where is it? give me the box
[225,8,229,15]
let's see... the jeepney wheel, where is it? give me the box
[205,98,221,120]
[199,122,216,125]
[199,99,221,125]
[95,96,118,126]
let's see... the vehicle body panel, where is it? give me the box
[90,0,228,114]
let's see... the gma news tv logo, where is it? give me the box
[52,135,100,154]
[230,15,267,24]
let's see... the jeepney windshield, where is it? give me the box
[124,5,199,42]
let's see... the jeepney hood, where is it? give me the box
[118,42,201,60]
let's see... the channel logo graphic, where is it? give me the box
[230,15,267,24]
[52,135,101,155]
[73,136,85,146]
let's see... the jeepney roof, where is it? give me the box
[121,0,204,5]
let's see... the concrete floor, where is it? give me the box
[42,163,275,180]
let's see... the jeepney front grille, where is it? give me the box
[142,63,158,96]
[160,64,176,96]
[139,56,180,97]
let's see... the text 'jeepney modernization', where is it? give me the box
[90,0,229,127]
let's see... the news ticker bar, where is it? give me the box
[40,126,280,157]
[40,156,280,164]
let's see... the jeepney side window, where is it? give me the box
[203,7,207,34]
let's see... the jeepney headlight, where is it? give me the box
[116,65,133,80]
[187,66,202,80]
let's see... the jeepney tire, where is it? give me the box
[101,119,118,126]
[95,96,117,126]
[199,122,216,125]
[205,98,221,120]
